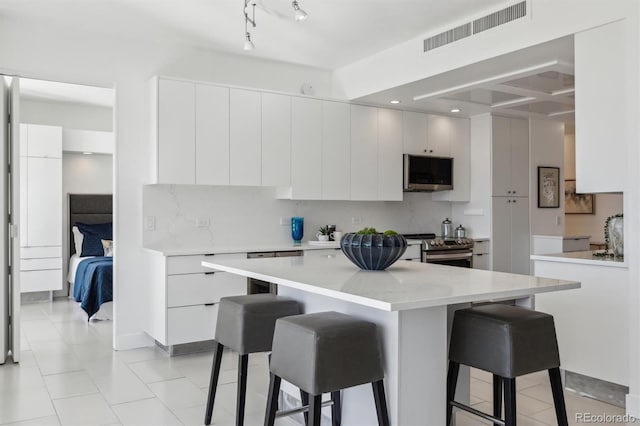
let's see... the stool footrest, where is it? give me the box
[276,400,334,418]
[450,400,505,426]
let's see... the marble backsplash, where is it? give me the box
[142,184,453,249]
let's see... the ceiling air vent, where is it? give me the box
[473,1,527,34]
[423,1,527,52]
[423,23,472,52]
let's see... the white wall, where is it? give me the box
[21,99,112,131]
[564,127,624,242]
[143,185,452,249]
[0,14,339,350]
[529,118,565,236]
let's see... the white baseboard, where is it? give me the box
[115,332,154,351]
[626,393,640,419]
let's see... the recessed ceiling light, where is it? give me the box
[82,152,93,155]
[450,108,461,113]
[389,100,401,104]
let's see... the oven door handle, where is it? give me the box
[423,252,473,261]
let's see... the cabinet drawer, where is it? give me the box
[167,272,246,307]
[167,252,247,275]
[20,257,62,271]
[473,254,489,270]
[563,238,590,253]
[20,246,62,259]
[400,245,421,260]
[21,269,62,292]
[304,248,343,257]
[167,304,218,345]
[473,240,490,255]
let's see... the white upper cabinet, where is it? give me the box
[426,114,451,157]
[350,105,378,201]
[402,112,450,157]
[157,78,195,184]
[261,93,291,187]
[322,101,350,200]
[432,117,470,202]
[402,111,428,155]
[377,108,403,201]
[291,97,322,199]
[24,124,62,158]
[491,116,529,197]
[195,84,230,185]
[230,89,261,186]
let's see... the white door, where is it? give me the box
[10,77,21,362]
[509,118,530,197]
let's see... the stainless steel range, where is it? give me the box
[403,233,474,268]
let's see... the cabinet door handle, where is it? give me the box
[476,254,484,256]
[204,303,215,307]
[204,253,216,257]
[507,199,511,203]
[204,271,216,275]
[513,190,516,194]
[512,199,517,203]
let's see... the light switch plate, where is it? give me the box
[279,217,291,226]
[351,216,363,225]
[145,216,156,231]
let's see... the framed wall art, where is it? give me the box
[565,179,595,214]
[538,166,560,208]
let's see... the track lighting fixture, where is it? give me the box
[242,0,307,50]
[292,0,308,22]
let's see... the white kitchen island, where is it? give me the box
[203,255,579,426]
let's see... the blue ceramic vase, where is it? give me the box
[291,217,304,244]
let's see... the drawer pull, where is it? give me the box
[204,271,216,275]
[204,303,215,307]
[204,253,216,257]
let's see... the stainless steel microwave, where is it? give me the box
[403,154,453,192]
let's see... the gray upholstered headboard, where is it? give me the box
[69,194,113,256]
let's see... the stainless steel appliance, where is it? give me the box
[246,250,303,294]
[403,233,474,268]
[403,154,454,192]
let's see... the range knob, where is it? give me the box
[429,240,436,246]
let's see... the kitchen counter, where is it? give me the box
[143,239,422,256]
[203,255,578,312]
[202,255,578,425]
[531,250,627,268]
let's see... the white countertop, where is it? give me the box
[532,234,591,240]
[202,256,579,312]
[144,239,422,256]
[531,251,627,268]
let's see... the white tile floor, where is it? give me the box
[1,299,630,425]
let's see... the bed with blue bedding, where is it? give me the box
[73,257,113,319]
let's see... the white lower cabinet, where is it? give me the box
[472,239,490,270]
[492,197,530,274]
[21,269,62,293]
[146,251,247,346]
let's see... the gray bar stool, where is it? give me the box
[204,294,301,426]
[264,311,390,426]
[447,304,568,426]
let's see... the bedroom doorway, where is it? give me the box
[10,76,115,364]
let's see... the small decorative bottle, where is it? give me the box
[291,217,304,244]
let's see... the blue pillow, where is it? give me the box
[77,223,112,257]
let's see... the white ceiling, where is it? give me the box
[355,36,576,122]
[20,78,114,108]
[0,0,509,69]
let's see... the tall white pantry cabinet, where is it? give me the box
[19,124,63,293]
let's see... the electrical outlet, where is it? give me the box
[279,217,291,226]
[195,217,211,228]
[351,216,363,225]
[145,216,156,231]
[555,215,562,226]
